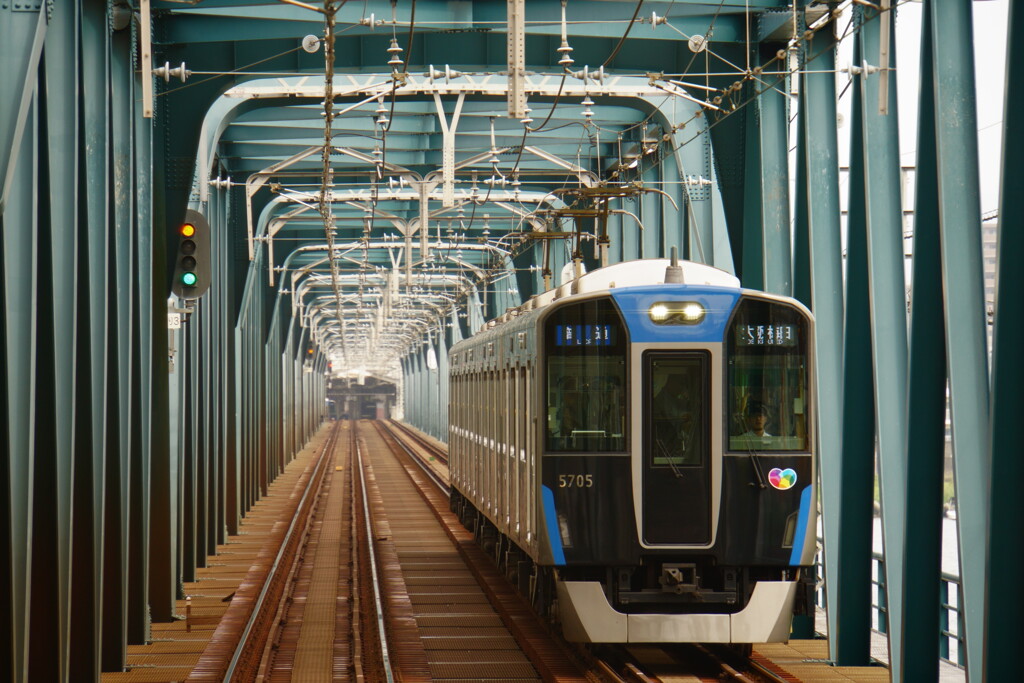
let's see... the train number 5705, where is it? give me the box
[558,474,594,488]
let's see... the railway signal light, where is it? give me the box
[172,209,212,298]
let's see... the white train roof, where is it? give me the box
[568,258,739,293]
[485,259,740,330]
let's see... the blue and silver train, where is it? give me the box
[448,257,817,643]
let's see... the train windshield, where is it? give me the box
[544,297,627,452]
[726,298,810,452]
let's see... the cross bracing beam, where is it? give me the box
[222,72,716,108]
[155,0,773,45]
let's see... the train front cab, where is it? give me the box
[540,289,816,643]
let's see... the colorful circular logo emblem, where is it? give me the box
[768,468,798,490]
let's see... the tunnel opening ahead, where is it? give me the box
[327,376,397,420]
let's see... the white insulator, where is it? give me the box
[557,40,574,68]
[581,95,595,119]
[387,38,403,68]
[153,61,190,83]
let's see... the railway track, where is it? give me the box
[181,418,799,682]
[364,419,598,681]
[186,420,345,681]
[380,419,800,683]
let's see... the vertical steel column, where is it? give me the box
[450,307,464,346]
[213,188,229,545]
[411,350,422,427]
[741,88,764,290]
[898,1,946,676]
[196,309,210,564]
[618,184,639,261]
[70,1,111,675]
[834,28,877,666]
[27,2,77,678]
[399,356,407,423]
[399,355,408,420]
[127,83,154,644]
[928,1,990,678]
[222,193,239,538]
[182,322,197,582]
[798,24,845,650]
[230,319,243,536]
[417,349,425,425]
[427,345,437,435]
[0,15,41,673]
[148,11,176,624]
[199,301,213,558]
[101,15,136,669]
[707,141,734,273]
[640,173,662,259]
[438,333,450,441]
[758,68,791,296]
[275,315,288,475]
[857,8,909,675]
[740,56,791,293]
[238,284,251,511]
[674,123,712,265]
[792,111,810,309]
[985,0,1024,676]
[263,311,273,487]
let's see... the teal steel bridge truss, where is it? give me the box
[0,1,1020,681]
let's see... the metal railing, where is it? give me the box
[813,551,966,669]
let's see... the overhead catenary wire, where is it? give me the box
[319,0,353,361]
[300,0,904,365]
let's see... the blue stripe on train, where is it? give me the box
[541,485,566,565]
[789,485,814,565]
[610,286,740,343]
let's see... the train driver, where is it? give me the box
[742,400,771,438]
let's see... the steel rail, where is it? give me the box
[223,423,339,681]
[354,434,396,683]
[379,420,448,491]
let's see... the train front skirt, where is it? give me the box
[556,579,797,643]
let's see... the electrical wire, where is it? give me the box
[601,0,645,68]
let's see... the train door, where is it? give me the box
[505,367,514,532]
[512,366,520,540]
[525,362,535,552]
[486,370,494,517]
[642,351,712,545]
[500,367,509,527]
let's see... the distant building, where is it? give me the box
[982,220,998,333]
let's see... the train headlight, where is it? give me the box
[648,301,706,325]
[681,302,705,322]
